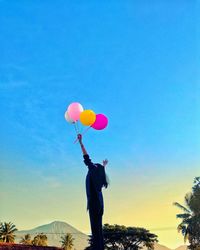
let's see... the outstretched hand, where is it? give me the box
[77,134,82,143]
[103,159,108,167]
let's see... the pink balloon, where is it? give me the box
[91,114,108,130]
[67,102,84,122]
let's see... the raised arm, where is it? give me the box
[77,134,88,155]
[77,134,94,169]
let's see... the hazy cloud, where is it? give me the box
[0,80,28,90]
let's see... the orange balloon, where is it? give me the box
[80,110,96,126]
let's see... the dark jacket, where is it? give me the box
[83,154,104,213]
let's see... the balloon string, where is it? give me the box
[82,126,91,135]
[74,126,91,144]
[76,122,80,133]
[73,122,79,135]
[76,121,81,133]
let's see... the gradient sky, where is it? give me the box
[0,0,199,248]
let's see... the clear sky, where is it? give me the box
[0,0,199,248]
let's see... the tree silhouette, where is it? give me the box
[0,222,18,243]
[85,224,158,250]
[32,233,48,246]
[60,233,74,250]
[20,234,32,245]
[174,177,200,249]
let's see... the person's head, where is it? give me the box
[95,163,109,189]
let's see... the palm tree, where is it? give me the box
[20,234,32,245]
[0,222,18,243]
[32,233,48,246]
[60,233,74,250]
[174,193,193,243]
[174,177,200,249]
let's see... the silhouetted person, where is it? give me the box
[77,134,108,250]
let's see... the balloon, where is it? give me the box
[91,114,108,130]
[64,110,74,124]
[67,102,84,122]
[80,110,96,126]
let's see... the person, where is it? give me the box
[77,134,108,250]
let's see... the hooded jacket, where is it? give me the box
[83,154,104,213]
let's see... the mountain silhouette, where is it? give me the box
[15,221,88,250]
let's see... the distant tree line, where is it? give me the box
[0,222,74,249]
[0,222,158,250]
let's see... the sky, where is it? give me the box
[0,0,199,248]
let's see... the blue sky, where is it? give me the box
[0,1,199,248]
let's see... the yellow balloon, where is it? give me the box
[80,110,96,126]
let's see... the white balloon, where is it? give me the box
[64,110,74,124]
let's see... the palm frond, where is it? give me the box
[173,202,190,213]
[183,228,189,244]
[176,213,191,219]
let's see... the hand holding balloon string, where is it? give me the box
[73,113,108,143]
[74,112,108,143]
[77,133,82,143]
[74,126,91,144]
